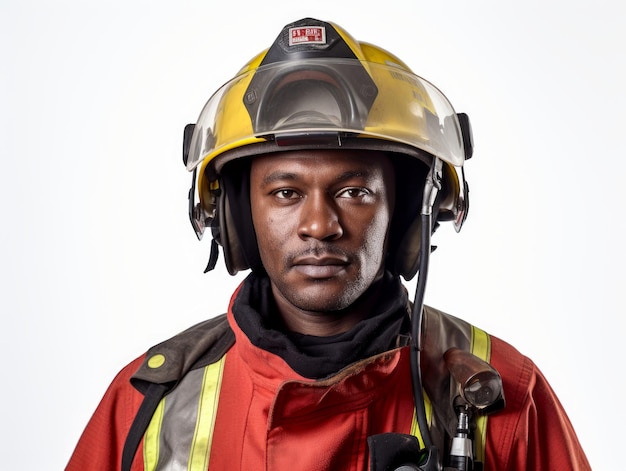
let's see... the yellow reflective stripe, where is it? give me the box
[470,325,491,464]
[188,357,226,471]
[410,390,432,449]
[470,325,490,363]
[143,396,165,471]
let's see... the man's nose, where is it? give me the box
[297,193,343,241]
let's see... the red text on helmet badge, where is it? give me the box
[289,26,326,46]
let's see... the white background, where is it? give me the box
[1,1,623,469]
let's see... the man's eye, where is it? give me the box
[274,189,299,200]
[337,187,369,198]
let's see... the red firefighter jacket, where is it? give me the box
[66,286,590,470]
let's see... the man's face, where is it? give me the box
[250,149,395,315]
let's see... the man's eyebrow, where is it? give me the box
[335,170,372,182]
[260,169,375,186]
[261,171,298,186]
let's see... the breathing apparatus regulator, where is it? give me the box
[182,18,503,471]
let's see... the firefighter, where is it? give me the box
[67,18,590,470]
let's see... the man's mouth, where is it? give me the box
[291,255,349,279]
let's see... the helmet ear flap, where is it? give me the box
[390,154,444,281]
[393,203,441,281]
[394,216,423,280]
[388,153,430,280]
[216,190,250,275]
[217,159,264,275]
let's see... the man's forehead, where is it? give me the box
[250,149,393,174]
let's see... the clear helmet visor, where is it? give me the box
[185,59,467,172]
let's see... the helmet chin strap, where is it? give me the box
[410,157,443,450]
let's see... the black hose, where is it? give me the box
[410,212,434,449]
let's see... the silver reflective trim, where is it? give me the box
[145,357,226,471]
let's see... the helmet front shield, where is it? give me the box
[185,59,468,173]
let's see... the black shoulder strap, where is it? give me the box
[121,382,169,471]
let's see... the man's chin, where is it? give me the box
[285,282,365,314]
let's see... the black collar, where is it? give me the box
[232,272,411,379]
